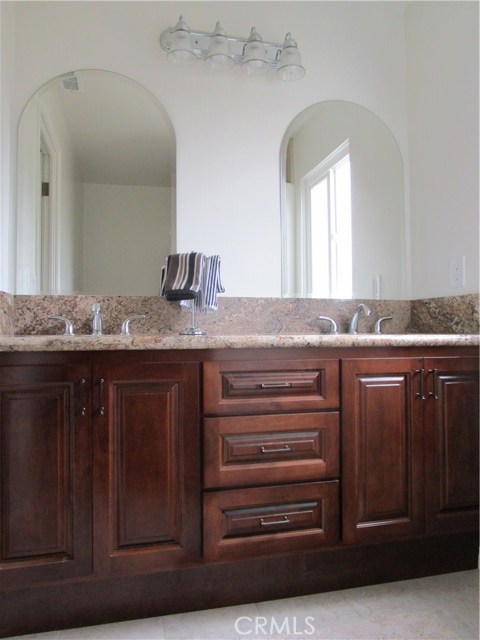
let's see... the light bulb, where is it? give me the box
[276,33,305,81]
[167,16,196,66]
[242,27,269,76]
[205,22,234,72]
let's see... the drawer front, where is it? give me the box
[203,481,339,560]
[204,412,339,488]
[203,359,339,415]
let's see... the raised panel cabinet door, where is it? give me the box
[0,363,92,588]
[424,357,479,534]
[93,361,200,576]
[342,358,425,544]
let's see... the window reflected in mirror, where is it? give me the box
[302,140,352,298]
[281,101,407,300]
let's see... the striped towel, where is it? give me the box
[161,252,206,301]
[196,255,225,311]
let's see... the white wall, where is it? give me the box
[406,1,479,298]
[1,1,477,298]
[82,184,171,295]
[0,0,409,297]
[0,2,16,293]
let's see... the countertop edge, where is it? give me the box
[0,334,478,351]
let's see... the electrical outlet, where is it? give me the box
[449,256,466,288]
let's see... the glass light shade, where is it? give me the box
[276,32,305,81]
[167,16,196,66]
[205,22,234,71]
[242,27,269,76]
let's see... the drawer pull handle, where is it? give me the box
[260,516,292,526]
[260,445,293,454]
[260,382,293,389]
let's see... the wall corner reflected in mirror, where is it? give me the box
[16,70,176,296]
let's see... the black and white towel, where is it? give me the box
[161,253,225,310]
[161,252,206,301]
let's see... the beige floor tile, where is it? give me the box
[163,603,259,640]
[5,570,479,640]
[57,617,165,640]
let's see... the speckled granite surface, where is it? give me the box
[0,292,14,335]
[410,295,479,334]
[0,333,478,352]
[10,295,411,336]
[0,293,478,350]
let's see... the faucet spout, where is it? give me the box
[348,303,371,334]
[92,302,103,335]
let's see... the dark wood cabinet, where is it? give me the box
[0,362,92,588]
[0,354,201,589]
[342,355,479,544]
[203,357,341,560]
[342,357,425,543]
[92,360,201,575]
[424,357,479,534]
[0,346,477,638]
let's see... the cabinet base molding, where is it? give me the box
[1,532,477,638]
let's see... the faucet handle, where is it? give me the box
[374,316,393,334]
[48,315,75,336]
[121,314,147,336]
[317,315,338,335]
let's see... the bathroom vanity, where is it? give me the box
[0,337,478,637]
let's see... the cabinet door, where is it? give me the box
[342,358,424,544]
[424,357,479,534]
[93,361,200,576]
[0,363,92,588]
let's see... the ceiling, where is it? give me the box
[53,70,174,187]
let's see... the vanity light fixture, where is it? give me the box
[160,16,305,80]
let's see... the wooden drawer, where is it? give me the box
[203,481,339,561]
[203,359,339,415]
[204,412,339,489]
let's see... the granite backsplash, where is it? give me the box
[0,292,14,335]
[0,293,478,337]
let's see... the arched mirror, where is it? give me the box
[16,70,175,295]
[281,101,407,300]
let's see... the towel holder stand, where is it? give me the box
[180,300,206,336]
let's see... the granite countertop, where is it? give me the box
[0,333,478,351]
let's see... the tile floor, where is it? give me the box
[8,570,479,640]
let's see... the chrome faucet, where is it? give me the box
[317,315,338,335]
[121,314,146,336]
[348,303,371,334]
[92,302,103,335]
[48,315,75,335]
[374,315,393,334]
